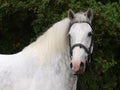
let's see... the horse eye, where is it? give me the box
[88,32,92,37]
[85,56,88,60]
[68,34,71,38]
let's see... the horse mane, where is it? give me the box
[23,18,70,61]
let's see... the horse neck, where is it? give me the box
[23,18,70,62]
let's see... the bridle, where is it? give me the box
[68,21,94,65]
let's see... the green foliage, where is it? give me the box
[0,0,120,89]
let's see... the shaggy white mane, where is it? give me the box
[23,18,70,61]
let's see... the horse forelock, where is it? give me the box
[72,12,91,24]
[23,18,70,62]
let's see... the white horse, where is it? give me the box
[0,9,93,90]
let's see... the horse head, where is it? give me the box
[68,9,94,74]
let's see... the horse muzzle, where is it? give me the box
[70,61,85,75]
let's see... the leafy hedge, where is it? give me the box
[0,0,120,90]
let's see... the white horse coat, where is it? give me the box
[0,18,77,90]
[0,9,93,90]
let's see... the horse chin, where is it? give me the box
[71,65,86,75]
[74,66,85,75]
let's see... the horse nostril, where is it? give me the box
[80,62,84,70]
[70,63,73,68]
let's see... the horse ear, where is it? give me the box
[68,9,75,20]
[85,8,93,21]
